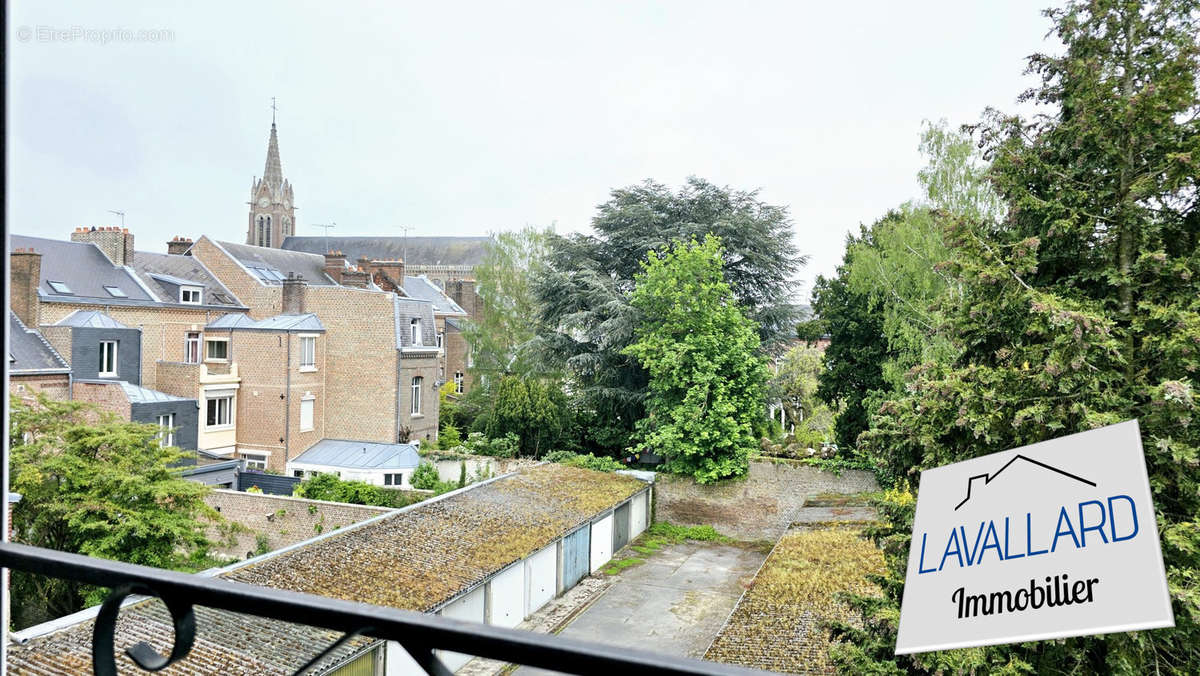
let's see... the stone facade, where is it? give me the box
[246,122,295,248]
[653,459,878,541]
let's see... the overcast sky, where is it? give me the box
[8,1,1056,297]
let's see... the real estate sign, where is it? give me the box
[895,420,1174,654]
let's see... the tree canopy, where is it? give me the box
[624,235,768,483]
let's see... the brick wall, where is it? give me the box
[203,489,390,558]
[8,374,70,402]
[654,459,878,541]
[72,381,132,421]
[443,324,471,394]
[155,361,201,399]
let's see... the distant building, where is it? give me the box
[287,438,421,487]
[246,120,295,248]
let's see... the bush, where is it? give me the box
[294,473,409,508]
[543,450,626,472]
[409,462,441,491]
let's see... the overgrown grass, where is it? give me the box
[600,557,646,575]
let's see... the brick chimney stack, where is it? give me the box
[282,272,307,314]
[323,250,346,284]
[340,266,370,288]
[71,226,134,266]
[10,247,43,328]
[167,236,194,256]
[362,259,406,293]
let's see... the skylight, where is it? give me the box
[47,281,72,294]
[104,285,127,298]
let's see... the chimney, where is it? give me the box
[324,250,346,284]
[282,272,307,314]
[340,266,370,288]
[362,258,405,293]
[10,248,43,328]
[71,226,134,266]
[167,236,194,256]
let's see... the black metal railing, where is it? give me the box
[0,542,774,676]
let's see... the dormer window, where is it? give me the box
[180,286,202,304]
[104,285,127,298]
[410,318,422,345]
[47,281,72,294]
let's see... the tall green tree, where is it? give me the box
[835,1,1200,672]
[464,225,555,379]
[8,396,215,628]
[768,344,835,446]
[477,375,573,457]
[624,236,768,483]
[535,177,804,454]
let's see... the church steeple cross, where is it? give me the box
[271,96,278,125]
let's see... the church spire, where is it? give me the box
[262,121,283,189]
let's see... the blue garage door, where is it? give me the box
[613,501,631,552]
[561,526,590,591]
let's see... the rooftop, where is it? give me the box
[9,312,69,374]
[291,439,420,470]
[12,234,154,304]
[131,251,245,309]
[281,235,491,266]
[206,313,325,332]
[404,275,467,316]
[216,240,337,286]
[52,310,131,330]
[226,463,644,612]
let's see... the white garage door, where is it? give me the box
[631,489,649,537]
[525,542,557,617]
[590,513,614,573]
[488,562,525,629]
[437,585,485,672]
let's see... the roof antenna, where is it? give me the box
[314,222,336,254]
[397,225,413,264]
[108,210,125,228]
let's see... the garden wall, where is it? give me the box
[654,460,877,541]
[204,489,392,559]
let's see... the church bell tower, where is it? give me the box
[247,103,295,248]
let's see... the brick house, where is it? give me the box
[187,237,441,472]
[8,312,70,401]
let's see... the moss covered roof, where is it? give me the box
[226,463,645,611]
[704,527,885,674]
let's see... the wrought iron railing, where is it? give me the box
[0,542,774,676]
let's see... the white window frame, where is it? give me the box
[436,331,444,349]
[157,413,175,448]
[454,371,464,394]
[184,332,202,364]
[299,334,317,371]
[410,318,422,346]
[383,472,404,487]
[99,340,118,377]
[47,280,72,294]
[104,285,127,298]
[205,337,229,362]
[300,394,315,432]
[180,286,203,305]
[242,452,268,470]
[205,392,235,430]
[411,376,423,416]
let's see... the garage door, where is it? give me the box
[590,513,613,573]
[436,586,484,672]
[612,501,631,552]
[488,562,525,629]
[561,526,590,591]
[631,489,648,537]
[525,543,557,617]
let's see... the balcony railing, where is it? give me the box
[0,542,774,676]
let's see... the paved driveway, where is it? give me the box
[516,542,766,674]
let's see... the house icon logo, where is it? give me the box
[954,454,1096,511]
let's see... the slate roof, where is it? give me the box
[403,276,467,316]
[291,439,421,470]
[206,313,325,332]
[131,251,245,308]
[52,310,131,329]
[11,234,155,304]
[216,240,336,286]
[117,381,190,404]
[393,296,437,350]
[281,236,491,266]
[9,313,69,374]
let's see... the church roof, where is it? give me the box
[281,236,491,266]
[262,122,284,189]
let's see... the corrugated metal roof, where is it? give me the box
[52,310,132,329]
[12,234,154,303]
[291,439,421,470]
[9,312,69,373]
[206,313,324,332]
[403,275,466,315]
[217,240,337,286]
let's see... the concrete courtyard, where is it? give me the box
[516,541,767,674]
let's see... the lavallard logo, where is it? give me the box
[895,421,1174,655]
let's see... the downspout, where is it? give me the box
[395,348,402,442]
[284,333,291,462]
